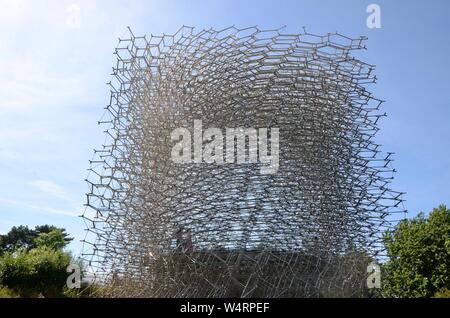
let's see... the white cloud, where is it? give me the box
[0,197,80,217]
[0,0,159,240]
[29,180,69,199]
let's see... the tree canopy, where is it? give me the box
[0,224,75,297]
[382,204,450,297]
[0,246,72,297]
[0,225,73,254]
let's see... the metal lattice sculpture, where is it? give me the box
[82,26,405,297]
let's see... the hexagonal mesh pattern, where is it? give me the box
[81,26,405,297]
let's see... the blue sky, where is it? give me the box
[0,0,449,254]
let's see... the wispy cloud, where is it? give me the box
[0,197,80,217]
[29,180,69,200]
[0,58,83,110]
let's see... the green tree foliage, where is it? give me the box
[0,226,36,253]
[0,285,17,298]
[0,225,73,254]
[35,225,73,246]
[382,204,450,297]
[0,247,71,297]
[434,288,450,298]
[0,224,76,298]
[35,229,70,250]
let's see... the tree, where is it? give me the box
[382,204,450,297]
[0,224,76,297]
[0,285,17,298]
[0,226,36,254]
[35,229,70,250]
[0,225,73,254]
[34,225,73,247]
[0,246,71,297]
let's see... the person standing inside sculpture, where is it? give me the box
[175,226,194,252]
[184,229,193,252]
